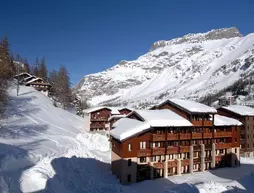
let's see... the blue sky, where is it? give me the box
[1,0,253,84]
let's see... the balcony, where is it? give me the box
[152,148,165,155]
[167,133,178,140]
[192,132,202,139]
[193,145,201,151]
[192,120,203,127]
[205,144,212,150]
[91,117,108,122]
[179,133,191,140]
[153,162,164,169]
[137,149,151,157]
[168,160,177,168]
[151,134,165,142]
[90,124,104,129]
[180,146,190,153]
[204,120,213,126]
[193,158,201,164]
[203,132,213,139]
[214,132,232,138]
[205,157,212,162]
[216,143,232,149]
[167,146,179,154]
[181,159,190,166]
[216,155,222,161]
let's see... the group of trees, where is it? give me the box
[0,35,76,117]
[0,36,15,117]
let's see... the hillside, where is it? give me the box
[74,27,254,107]
[1,86,254,192]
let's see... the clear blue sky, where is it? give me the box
[1,0,253,85]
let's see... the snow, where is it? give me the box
[169,99,217,113]
[83,106,121,115]
[14,72,32,78]
[108,114,126,121]
[214,114,242,126]
[25,77,43,84]
[2,85,254,193]
[111,110,193,141]
[221,105,254,116]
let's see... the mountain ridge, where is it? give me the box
[74,27,254,108]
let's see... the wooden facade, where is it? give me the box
[111,100,241,184]
[217,107,254,153]
[25,78,52,96]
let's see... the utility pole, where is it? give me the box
[17,79,19,96]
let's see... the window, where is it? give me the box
[140,141,146,149]
[128,159,132,166]
[235,138,237,143]
[128,144,132,151]
[150,156,156,162]
[140,157,146,163]
[235,148,237,153]
[219,149,223,154]
[127,174,131,182]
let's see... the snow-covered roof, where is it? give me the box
[220,105,254,116]
[168,99,217,114]
[83,106,132,115]
[14,72,32,78]
[214,115,242,126]
[24,75,36,81]
[118,107,134,111]
[83,106,115,114]
[110,107,121,115]
[25,78,43,85]
[111,109,193,141]
[108,114,126,121]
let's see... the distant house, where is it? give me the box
[25,78,52,96]
[83,106,133,131]
[13,72,32,82]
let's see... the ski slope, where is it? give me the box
[1,86,254,192]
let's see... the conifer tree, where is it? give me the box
[23,58,30,73]
[38,57,48,80]
[32,57,40,76]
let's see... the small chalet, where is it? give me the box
[14,72,33,82]
[25,78,52,96]
[83,106,133,131]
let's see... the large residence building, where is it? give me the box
[83,107,133,131]
[110,99,241,184]
[217,105,254,156]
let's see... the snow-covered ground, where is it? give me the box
[0,85,254,193]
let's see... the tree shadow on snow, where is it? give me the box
[0,143,35,193]
[34,156,199,193]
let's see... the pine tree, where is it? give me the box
[38,57,48,80]
[48,69,59,98]
[32,57,40,76]
[23,58,30,73]
[57,65,73,109]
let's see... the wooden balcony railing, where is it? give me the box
[168,160,177,168]
[203,120,213,126]
[205,157,212,162]
[152,148,165,155]
[192,132,202,139]
[167,146,179,154]
[153,162,164,169]
[167,133,179,140]
[137,149,151,157]
[181,159,190,166]
[216,143,232,149]
[214,132,232,138]
[180,146,190,153]
[216,155,222,161]
[193,158,201,164]
[192,120,203,127]
[193,145,201,151]
[180,133,191,140]
[90,124,104,129]
[91,117,108,122]
[151,134,165,141]
[203,132,213,138]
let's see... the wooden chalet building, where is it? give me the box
[110,100,241,184]
[25,78,52,96]
[217,105,254,156]
[83,107,133,131]
[14,72,32,82]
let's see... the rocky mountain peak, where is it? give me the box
[150,27,242,51]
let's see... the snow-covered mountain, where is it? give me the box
[74,27,254,107]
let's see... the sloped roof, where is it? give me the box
[220,105,254,116]
[108,114,126,121]
[168,99,217,114]
[83,106,133,114]
[214,114,242,126]
[111,109,193,141]
[14,72,32,78]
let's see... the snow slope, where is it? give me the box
[1,85,254,193]
[74,27,254,107]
